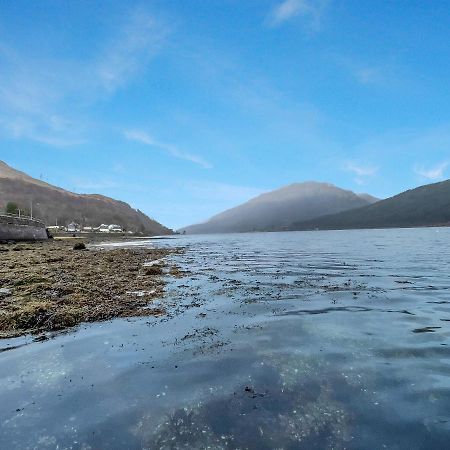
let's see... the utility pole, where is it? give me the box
[30,200,33,219]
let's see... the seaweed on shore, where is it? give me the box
[0,240,183,338]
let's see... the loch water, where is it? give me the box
[1,228,450,449]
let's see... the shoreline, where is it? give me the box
[0,237,184,339]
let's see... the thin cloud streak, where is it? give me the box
[179,41,338,162]
[354,67,384,86]
[414,161,448,181]
[268,0,329,29]
[0,116,85,147]
[332,55,389,87]
[344,161,379,185]
[96,8,169,93]
[345,162,378,177]
[0,7,170,147]
[124,130,212,169]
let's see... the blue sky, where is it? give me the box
[1,0,450,229]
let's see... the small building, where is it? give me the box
[82,226,93,233]
[67,222,79,233]
[108,224,123,233]
[97,224,110,233]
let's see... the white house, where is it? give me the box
[108,224,123,233]
[67,222,79,232]
[97,224,110,233]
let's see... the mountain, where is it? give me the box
[180,182,379,234]
[290,179,450,231]
[357,193,380,204]
[0,161,172,235]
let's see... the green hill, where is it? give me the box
[0,161,172,235]
[290,180,450,230]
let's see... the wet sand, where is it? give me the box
[0,238,183,338]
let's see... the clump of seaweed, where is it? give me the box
[0,240,181,338]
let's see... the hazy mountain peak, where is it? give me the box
[181,181,377,234]
[357,193,380,204]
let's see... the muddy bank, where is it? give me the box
[0,238,183,338]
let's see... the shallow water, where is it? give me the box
[1,228,450,449]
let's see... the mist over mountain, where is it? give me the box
[180,182,379,234]
[290,180,450,231]
[0,161,172,235]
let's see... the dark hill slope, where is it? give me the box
[0,161,172,235]
[181,182,379,234]
[290,180,450,230]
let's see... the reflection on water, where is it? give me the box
[1,228,450,449]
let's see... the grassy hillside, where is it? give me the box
[291,180,450,230]
[0,161,172,235]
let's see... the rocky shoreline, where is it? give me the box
[0,237,183,338]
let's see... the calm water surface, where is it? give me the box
[1,229,450,449]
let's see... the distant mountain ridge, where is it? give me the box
[0,161,172,235]
[290,179,450,231]
[180,182,379,234]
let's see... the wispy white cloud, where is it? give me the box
[334,54,416,91]
[124,129,212,169]
[0,115,86,147]
[0,7,170,147]
[344,162,378,177]
[179,40,338,159]
[268,0,329,29]
[353,67,384,86]
[333,55,388,87]
[414,161,448,181]
[344,161,379,185]
[95,8,169,93]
